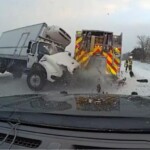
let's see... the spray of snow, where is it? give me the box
[66,56,117,93]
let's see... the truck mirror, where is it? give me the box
[27,41,32,54]
[27,49,30,54]
[28,41,32,49]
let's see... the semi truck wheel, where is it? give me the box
[27,71,46,91]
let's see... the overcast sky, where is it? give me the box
[0,0,150,53]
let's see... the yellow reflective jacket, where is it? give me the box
[128,59,132,66]
[124,60,128,67]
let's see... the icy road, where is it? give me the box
[0,61,149,97]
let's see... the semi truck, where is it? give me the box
[0,23,79,90]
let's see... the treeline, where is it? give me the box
[122,35,150,62]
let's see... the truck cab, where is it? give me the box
[27,41,63,68]
[26,38,79,91]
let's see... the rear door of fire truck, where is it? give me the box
[74,30,122,76]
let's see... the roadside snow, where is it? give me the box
[113,61,150,96]
[0,73,34,96]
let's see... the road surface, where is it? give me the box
[0,61,149,97]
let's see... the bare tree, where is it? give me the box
[137,35,150,51]
[137,35,150,61]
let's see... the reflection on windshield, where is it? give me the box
[0,93,150,122]
[128,96,150,108]
[30,98,72,111]
[76,95,120,111]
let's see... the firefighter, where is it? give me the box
[124,59,128,72]
[128,56,133,71]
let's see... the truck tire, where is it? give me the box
[27,71,46,91]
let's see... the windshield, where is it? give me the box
[38,42,65,56]
[0,1,150,145]
[38,42,51,55]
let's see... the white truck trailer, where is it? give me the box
[0,23,79,90]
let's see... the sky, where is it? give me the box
[0,0,150,54]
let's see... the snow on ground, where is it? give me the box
[0,73,34,96]
[0,61,150,97]
[113,61,150,96]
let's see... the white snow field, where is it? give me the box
[115,61,150,96]
[0,61,149,97]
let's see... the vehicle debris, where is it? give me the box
[137,79,148,83]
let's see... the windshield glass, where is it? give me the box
[0,0,150,136]
[38,42,51,55]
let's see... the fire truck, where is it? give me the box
[74,30,122,76]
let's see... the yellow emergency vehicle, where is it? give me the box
[74,30,122,76]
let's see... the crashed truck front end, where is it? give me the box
[27,25,79,91]
[39,52,79,82]
[39,26,79,82]
[27,50,79,91]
